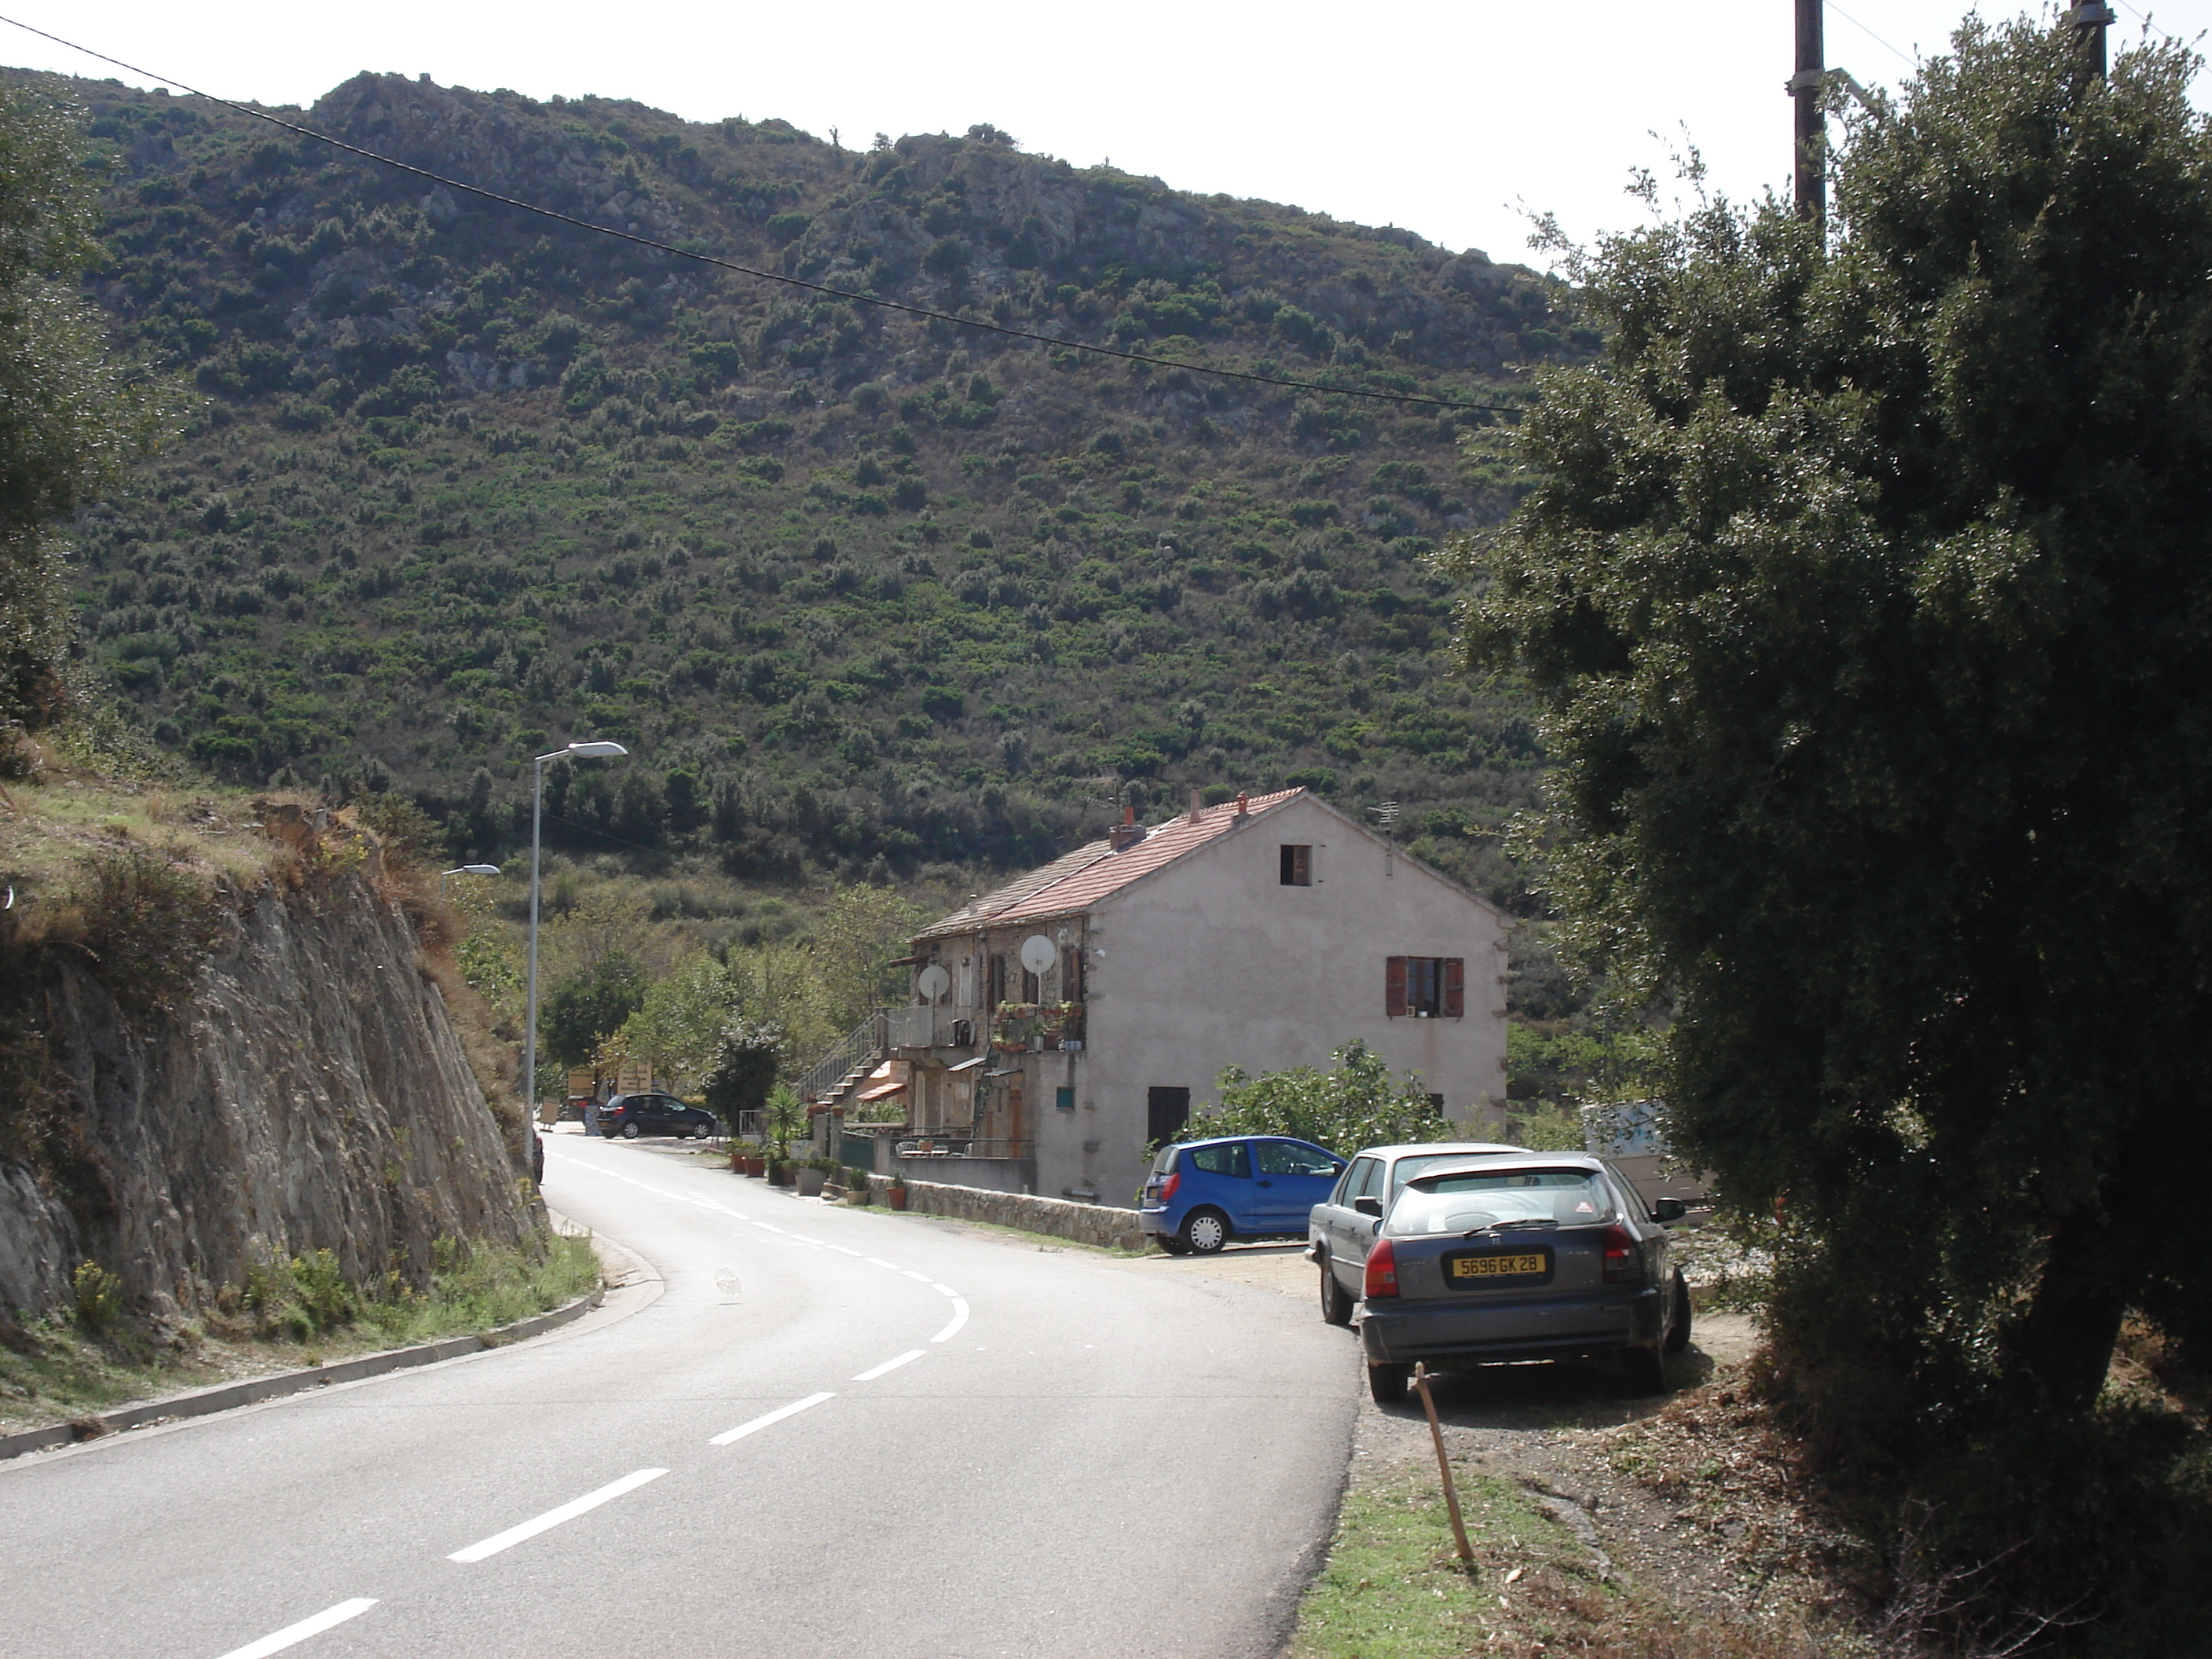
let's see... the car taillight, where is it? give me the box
[1364,1238,1399,1299]
[1602,1225,1643,1284]
[1159,1170,1181,1204]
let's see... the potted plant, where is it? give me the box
[797,1157,830,1198]
[762,1083,804,1186]
[991,1002,1043,1051]
[844,1167,872,1205]
[884,1170,909,1211]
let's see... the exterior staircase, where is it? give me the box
[798,1009,888,1108]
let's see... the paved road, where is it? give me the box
[0,1134,1356,1659]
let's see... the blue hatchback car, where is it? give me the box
[1139,1136,1346,1254]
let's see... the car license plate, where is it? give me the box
[1449,1253,1547,1280]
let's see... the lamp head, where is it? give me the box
[566,740,629,758]
[456,863,500,877]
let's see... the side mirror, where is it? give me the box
[1652,1198,1687,1224]
[1353,1195,1382,1218]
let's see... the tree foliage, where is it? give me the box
[538,951,647,1068]
[0,83,170,724]
[1455,18,2212,1418]
[599,950,734,1089]
[701,1013,785,1124]
[1195,1040,1448,1155]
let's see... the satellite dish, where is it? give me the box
[1019,934,1057,976]
[915,964,950,1002]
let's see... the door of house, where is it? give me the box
[1006,1079,1024,1152]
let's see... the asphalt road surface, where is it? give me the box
[0,1134,1356,1658]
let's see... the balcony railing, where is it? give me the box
[888,1005,980,1050]
[799,1009,888,1103]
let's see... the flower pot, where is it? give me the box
[796,1166,827,1197]
[886,1186,908,1211]
[743,1156,766,1177]
[769,1163,794,1187]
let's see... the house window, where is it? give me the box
[987,952,1006,1009]
[1056,1086,1076,1111]
[1147,1086,1190,1144]
[1280,844,1312,886]
[1060,945,1085,1003]
[1386,956,1466,1018]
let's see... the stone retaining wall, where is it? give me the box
[895,1177,1148,1252]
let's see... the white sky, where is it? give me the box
[5,2,2208,268]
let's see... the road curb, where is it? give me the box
[0,1284,604,1465]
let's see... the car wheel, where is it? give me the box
[1621,1345,1667,1396]
[1367,1362,1410,1406]
[621,1122,641,1140]
[1665,1269,1693,1355]
[693,1121,713,1140]
[1181,1208,1230,1254]
[1320,1263,1355,1327]
[1156,1236,1192,1256]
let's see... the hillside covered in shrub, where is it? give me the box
[49,68,1570,902]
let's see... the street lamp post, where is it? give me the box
[523,741,630,1123]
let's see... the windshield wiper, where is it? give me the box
[1464,1218,1556,1236]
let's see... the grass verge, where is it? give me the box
[1292,1456,1833,1659]
[0,1234,599,1436]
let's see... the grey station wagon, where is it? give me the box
[1309,1141,1524,1326]
[1351,1151,1690,1404]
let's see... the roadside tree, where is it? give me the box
[1452,18,2212,1417]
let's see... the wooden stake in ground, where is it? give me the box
[1412,1362,1474,1563]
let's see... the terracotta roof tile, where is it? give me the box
[950,789,1305,935]
[912,839,1115,940]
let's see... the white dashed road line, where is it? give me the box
[931,1299,971,1343]
[709,1390,837,1446]
[851,1350,925,1382]
[447,1468,668,1563]
[211,1599,378,1659]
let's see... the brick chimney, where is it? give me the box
[1109,801,1148,851]
[1188,786,1204,822]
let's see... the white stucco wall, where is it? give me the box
[1034,795,1509,1207]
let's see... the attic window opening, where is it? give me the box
[1280,844,1312,886]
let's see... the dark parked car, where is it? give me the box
[1353,1151,1690,1404]
[1309,1140,1524,1326]
[1138,1135,1346,1254]
[599,1093,718,1140]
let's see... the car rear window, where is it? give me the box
[1390,1168,1617,1235]
[1150,1144,1180,1177]
[1390,1152,1492,1195]
[1187,1142,1251,1178]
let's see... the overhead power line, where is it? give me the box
[0,14,1536,419]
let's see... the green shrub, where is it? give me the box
[71,1261,123,1335]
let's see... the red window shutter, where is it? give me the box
[1386,956,1408,1017]
[1444,958,1465,1018]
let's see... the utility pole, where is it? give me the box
[1789,0,1826,229]
[2069,1,2115,79]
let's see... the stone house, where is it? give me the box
[874,786,1511,1208]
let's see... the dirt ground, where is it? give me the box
[1122,1235,1859,1652]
